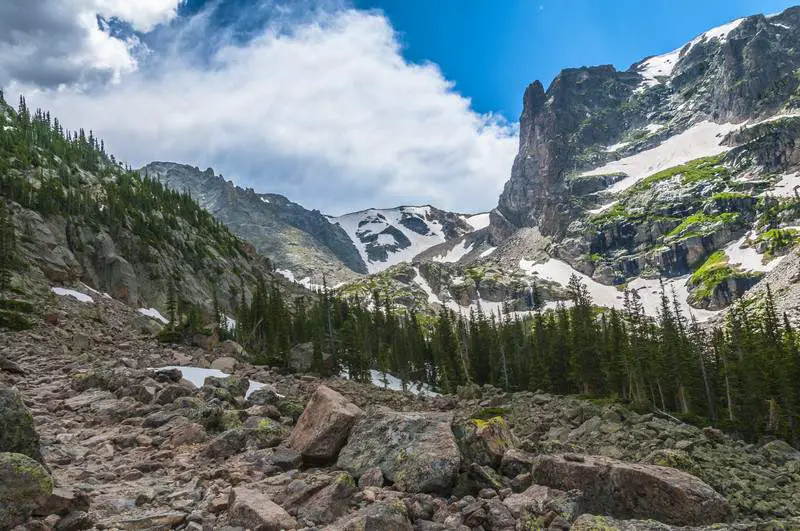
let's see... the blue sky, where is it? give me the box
[4,0,798,214]
[353,0,799,119]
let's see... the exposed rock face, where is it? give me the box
[286,385,362,464]
[0,384,43,462]
[337,407,461,494]
[142,162,367,281]
[0,452,53,529]
[493,9,800,242]
[531,454,731,525]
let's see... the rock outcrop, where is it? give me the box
[337,407,461,494]
[531,454,731,525]
[0,452,53,529]
[0,384,43,462]
[286,385,363,464]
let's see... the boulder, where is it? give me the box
[0,385,43,462]
[295,472,355,524]
[531,454,730,526]
[33,486,90,516]
[288,342,331,373]
[571,514,675,530]
[454,415,516,468]
[202,429,246,459]
[228,487,297,530]
[500,448,537,478]
[502,484,582,521]
[245,417,289,449]
[247,384,281,406]
[337,407,461,494]
[286,385,362,464]
[328,498,413,531]
[210,356,237,372]
[358,466,384,488]
[203,375,248,403]
[0,452,54,529]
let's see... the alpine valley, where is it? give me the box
[5,5,800,531]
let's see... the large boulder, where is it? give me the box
[228,487,298,530]
[337,407,461,494]
[0,452,54,529]
[454,415,516,468]
[531,454,730,526]
[0,385,43,462]
[328,498,413,531]
[571,514,675,530]
[286,385,362,464]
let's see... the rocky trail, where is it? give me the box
[3,287,800,530]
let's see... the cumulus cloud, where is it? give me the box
[10,3,518,214]
[0,0,182,87]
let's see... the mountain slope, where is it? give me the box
[141,162,367,284]
[327,206,481,274]
[0,98,283,314]
[439,6,800,318]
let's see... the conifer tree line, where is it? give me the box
[0,92,255,268]
[232,272,800,445]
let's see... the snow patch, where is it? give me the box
[340,368,439,396]
[330,206,448,274]
[520,258,719,321]
[763,172,800,198]
[606,141,630,153]
[154,366,281,399]
[138,308,169,324]
[465,212,490,231]
[260,197,270,204]
[588,200,618,215]
[723,237,785,273]
[433,240,474,264]
[582,121,737,195]
[479,247,497,258]
[51,287,93,303]
[413,267,442,305]
[636,18,744,89]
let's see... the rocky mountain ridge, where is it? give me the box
[355,6,800,319]
[143,162,486,287]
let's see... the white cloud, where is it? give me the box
[93,0,183,32]
[0,0,182,87]
[14,6,518,215]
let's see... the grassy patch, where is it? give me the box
[667,211,739,239]
[712,191,751,201]
[628,154,728,195]
[756,228,800,258]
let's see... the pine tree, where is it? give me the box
[0,202,17,295]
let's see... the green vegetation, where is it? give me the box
[666,211,739,239]
[756,228,800,259]
[712,191,751,201]
[689,251,734,300]
[0,92,261,275]
[628,155,728,195]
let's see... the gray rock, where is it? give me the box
[328,498,413,531]
[210,356,237,372]
[287,385,362,464]
[228,487,298,531]
[337,407,461,494]
[0,384,43,462]
[531,454,731,525]
[0,452,54,529]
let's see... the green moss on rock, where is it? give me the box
[0,452,53,529]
